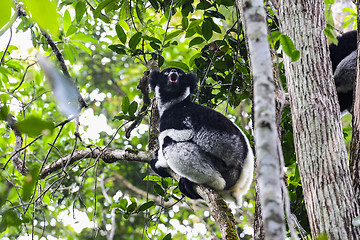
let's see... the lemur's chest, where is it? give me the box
[159,104,196,132]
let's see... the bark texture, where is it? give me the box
[278,1,360,239]
[350,0,360,207]
[236,0,286,239]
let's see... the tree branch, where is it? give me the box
[39,141,239,239]
[41,31,70,79]
[237,0,286,239]
[161,168,240,240]
[39,148,153,179]
[6,114,29,175]
[350,1,360,206]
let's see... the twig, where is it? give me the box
[0,28,12,66]
[11,61,37,93]
[159,0,175,57]
[128,0,139,32]
[40,32,88,109]
[194,20,240,101]
[41,31,70,78]
[3,135,42,170]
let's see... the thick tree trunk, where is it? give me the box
[278,1,360,239]
[350,0,360,207]
[236,0,286,239]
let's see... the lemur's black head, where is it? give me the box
[149,67,198,103]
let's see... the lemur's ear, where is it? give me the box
[148,70,161,92]
[187,72,198,94]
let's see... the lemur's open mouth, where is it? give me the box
[169,72,178,83]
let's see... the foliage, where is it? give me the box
[0,0,355,239]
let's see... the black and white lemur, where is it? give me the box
[329,30,357,112]
[147,31,356,204]
[148,67,254,205]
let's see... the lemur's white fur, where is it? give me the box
[155,86,190,117]
[150,67,254,206]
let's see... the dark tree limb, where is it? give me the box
[197,185,240,240]
[6,114,29,175]
[39,148,153,179]
[41,31,70,79]
[350,1,360,206]
[41,31,88,109]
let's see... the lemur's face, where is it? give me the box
[149,67,198,103]
[159,67,187,93]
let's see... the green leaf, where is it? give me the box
[150,42,160,50]
[342,7,355,14]
[0,0,15,31]
[209,18,221,33]
[75,1,86,23]
[214,60,227,70]
[142,35,162,44]
[127,200,137,212]
[71,40,92,55]
[165,30,183,41]
[110,203,122,210]
[63,10,71,35]
[122,96,130,114]
[158,55,165,67]
[93,0,116,19]
[22,0,60,35]
[66,25,77,36]
[138,201,155,212]
[22,165,40,202]
[280,34,300,62]
[315,234,328,240]
[113,114,130,121]
[218,0,234,6]
[108,44,126,55]
[64,43,75,64]
[181,17,189,30]
[324,28,337,44]
[197,0,212,10]
[163,233,172,240]
[17,116,54,138]
[181,4,194,17]
[71,33,98,43]
[202,18,213,41]
[269,31,282,43]
[0,210,22,229]
[205,10,225,20]
[149,0,159,11]
[116,24,127,44]
[129,32,142,50]
[189,37,205,47]
[0,105,9,120]
[135,5,144,25]
[154,184,165,197]
[189,53,202,67]
[343,18,354,29]
[143,175,162,182]
[119,198,128,211]
[167,61,190,72]
[188,19,202,30]
[128,101,138,117]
